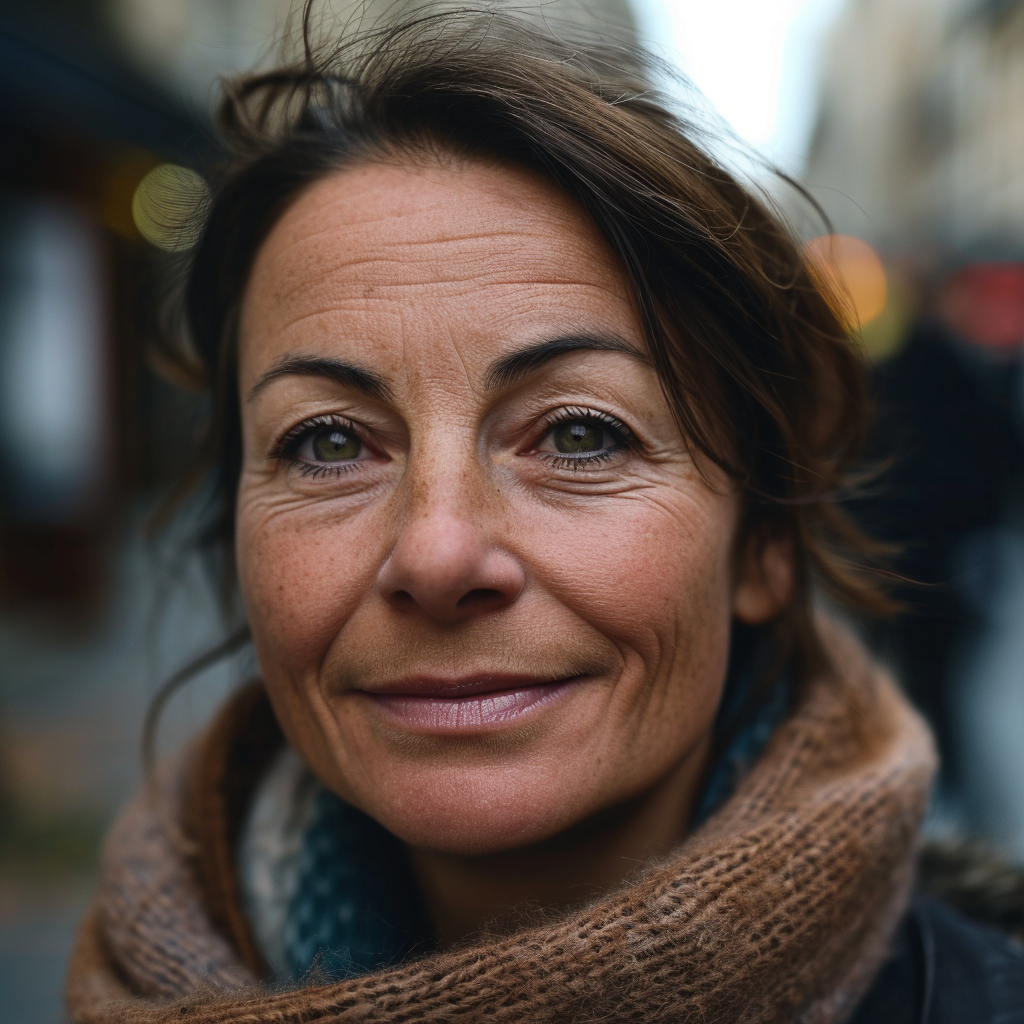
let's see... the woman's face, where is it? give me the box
[236,157,786,856]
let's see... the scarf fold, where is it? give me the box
[65,622,937,1024]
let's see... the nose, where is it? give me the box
[377,510,526,624]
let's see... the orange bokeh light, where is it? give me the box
[802,234,888,330]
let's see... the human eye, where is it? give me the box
[270,414,374,477]
[533,407,636,469]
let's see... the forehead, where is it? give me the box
[238,156,642,388]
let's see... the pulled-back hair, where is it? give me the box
[166,3,884,689]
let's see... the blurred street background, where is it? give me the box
[2,0,1024,1019]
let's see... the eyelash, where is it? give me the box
[270,414,367,478]
[534,406,637,470]
[269,407,638,478]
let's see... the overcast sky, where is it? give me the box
[631,0,849,173]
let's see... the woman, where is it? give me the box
[66,9,1023,1022]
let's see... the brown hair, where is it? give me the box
[164,5,885,691]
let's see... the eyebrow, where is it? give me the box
[246,355,392,403]
[246,334,646,403]
[484,334,648,392]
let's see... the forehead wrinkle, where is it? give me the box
[251,272,636,350]
[251,278,643,392]
[253,257,624,319]
[278,223,558,257]
[269,280,631,318]
[261,189,614,269]
[263,233,613,289]
[253,175,630,319]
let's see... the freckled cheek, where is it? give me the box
[236,500,382,678]
[521,498,734,663]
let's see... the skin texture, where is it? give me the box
[236,156,792,942]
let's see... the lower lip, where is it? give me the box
[363,680,578,733]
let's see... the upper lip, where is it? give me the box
[357,674,572,698]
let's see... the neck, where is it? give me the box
[406,734,713,946]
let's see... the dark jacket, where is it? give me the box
[852,842,1024,1023]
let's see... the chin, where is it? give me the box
[351,763,593,856]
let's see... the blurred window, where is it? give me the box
[0,201,107,523]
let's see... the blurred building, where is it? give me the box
[0,5,221,1020]
[808,0,1024,257]
[804,0,1024,857]
[0,4,212,614]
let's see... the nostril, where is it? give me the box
[456,588,506,610]
[377,538,525,619]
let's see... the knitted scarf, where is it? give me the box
[267,625,789,984]
[65,623,936,1024]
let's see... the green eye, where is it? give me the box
[311,428,362,462]
[552,420,604,454]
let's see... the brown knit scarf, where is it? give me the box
[65,624,936,1024]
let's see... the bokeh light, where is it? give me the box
[131,164,209,251]
[937,263,1024,353]
[802,233,888,332]
[857,272,914,363]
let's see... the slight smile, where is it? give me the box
[357,675,585,733]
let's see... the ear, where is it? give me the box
[732,530,795,625]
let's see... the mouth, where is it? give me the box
[356,674,584,733]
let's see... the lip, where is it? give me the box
[356,674,582,733]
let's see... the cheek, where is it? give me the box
[518,486,738,775]
[519,490,737,668]
[235,493,381,682]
